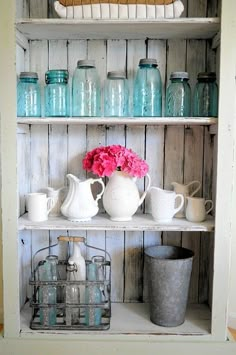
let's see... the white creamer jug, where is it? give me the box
[61,174,105,222]
[171,180,201,218]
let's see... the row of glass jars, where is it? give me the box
[17,58,218,118]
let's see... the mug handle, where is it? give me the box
[47,197,55,214]
[174,194,185,216]
[189,180,201,197]
[205,200,214,214]
[92,178,105,202]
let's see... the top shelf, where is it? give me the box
[16,18,220,40]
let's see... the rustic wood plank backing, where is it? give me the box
[163,39,186,247]
[19,32,216,305]
[183,38,206,303]
[105,39,126,302]
[143,39,166,302]
[29,40,50,264]
[86,40,107,259]
[188,0,207,17]
[207,0,219,17]
[47,40,69,258]
[29,0,48,18]
[66,39,88,260]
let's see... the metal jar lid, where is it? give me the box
[107,71,126,79]
[19,72,38,79]
[139,58,158,66]
[77,59,95,68]
[197,72,216,80]
[170,71,189,80]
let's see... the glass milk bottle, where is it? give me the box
[72,59,101,117]
[165,72,191,117]
[193,72,218,117]
[133,58,162,117]
[104,71,129,117]
[45,69,70,117]
[17,72,41,117]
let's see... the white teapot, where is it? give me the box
[61,174,105,222]
[171,180,201,218]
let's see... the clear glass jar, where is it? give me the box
[45,69,69,117]
[104,71,129,117]
[193,72,218,117]
[39,255,58,326]
[65,261,80,325]
[165,72,191,117]
[85,262,102,326]
[72,59,101,117]
[17,71,41,117]
[133,58,162,117]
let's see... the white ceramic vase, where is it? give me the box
[102,170,151,222]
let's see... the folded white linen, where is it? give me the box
[54,0,184,19]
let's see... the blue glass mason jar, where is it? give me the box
[72,59,101,117]
[39,255,58,326]
[45,69,69,117]
[133,58,162,117]
[104,71,129,117]
[17,72,41,117]
[165,72,191,117]
[193,72,218,117]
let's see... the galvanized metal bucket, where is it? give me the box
[144,245,194,327]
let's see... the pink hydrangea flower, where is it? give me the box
[82,145,149,178]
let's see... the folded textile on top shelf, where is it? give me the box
[54,0,184,19]
[59,0,175,5]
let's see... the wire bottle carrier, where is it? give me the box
[29,236,111,330]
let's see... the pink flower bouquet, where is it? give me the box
[82,145,149,178]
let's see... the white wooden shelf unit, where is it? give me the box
[14,13,222,342]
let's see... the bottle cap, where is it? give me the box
[19,72,38,79]
[77,59,95,68]
[107,71,126,79]
[197,72,216,80]
[139,58,158,66]
[170,72,189,80]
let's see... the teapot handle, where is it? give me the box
[138,173,151,207]
[92,178,105,202]
[189,180,201,196]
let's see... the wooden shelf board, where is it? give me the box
[20,302,211,338]
[16,18,220,40]
[18,213,215,232]
[17,117,218,126]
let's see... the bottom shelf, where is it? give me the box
[21,302,211,337]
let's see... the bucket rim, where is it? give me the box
[144,245,194,260]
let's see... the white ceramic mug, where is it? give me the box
[185,196,213,223]
[27,193,54,222]
[150,187,184,223]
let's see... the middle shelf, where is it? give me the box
[17,117,217,126]
[18,213,214,232]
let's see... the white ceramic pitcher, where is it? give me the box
[171,180,201,218]
[185,196,213,223]
[150,187,184,223]
[61,174,105,222]
[45,186,67,217]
